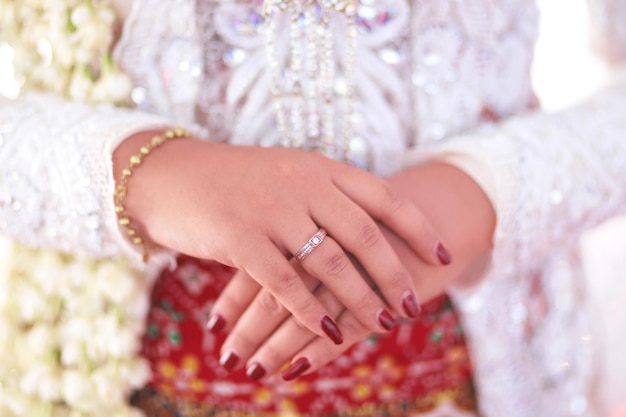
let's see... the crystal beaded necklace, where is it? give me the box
[262,0,358,160]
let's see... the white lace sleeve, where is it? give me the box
[0,93,170,263]
[410,75,626,417]
[432,76,626,275]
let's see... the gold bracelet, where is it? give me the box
[114,128,191,262]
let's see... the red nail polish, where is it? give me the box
[402,291,421,318]
[436,242,452,265]
[377,308,397,331]
[206,314,226,334]
[219,350,240,371]
[282,357,311,381]
[246,362,267,381]
[321,316,343,345]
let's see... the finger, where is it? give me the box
[311,192,423,320]
[206,269,262,334]
[238,235,344,346]
[333,170,451,266]
[281,308,372,381]
[219,262,321,375]
[282,226,399,332]
[244,280,388,381]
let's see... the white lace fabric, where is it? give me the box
[0,94,169,264]
[0,0,625,415]
[438,78,626,416]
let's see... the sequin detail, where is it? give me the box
[0,94,168,261]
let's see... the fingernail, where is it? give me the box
[436,242,452,265]
[246,362,267,381]
[377,308,397,331]
[402,291,421,318]
[219,350,240,371]
[206,314,226,334]
[321,315,343,345]
[282,357,311,381]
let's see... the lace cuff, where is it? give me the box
[429,76,626,278]
[0,93,172,265]
[402,76,626,417]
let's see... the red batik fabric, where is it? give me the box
[134,256,477,416]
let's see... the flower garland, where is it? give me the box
[0,1,152,417]
[0,0,133,103]
[0,239,151,417]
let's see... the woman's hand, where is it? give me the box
[113,131,450,345]
[207,161,496,380]
[210,224,453,380]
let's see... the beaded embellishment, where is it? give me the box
[262,0,358,161]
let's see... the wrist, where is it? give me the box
[112,129,199,257]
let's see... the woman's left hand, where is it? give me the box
[210,220,462,380]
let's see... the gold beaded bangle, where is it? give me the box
[114,128,191,262]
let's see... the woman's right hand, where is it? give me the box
[113,131,451,343]
[210,161,497,380]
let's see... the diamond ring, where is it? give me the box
[294,228,327,262]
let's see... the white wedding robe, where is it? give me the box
[0,0,625,415]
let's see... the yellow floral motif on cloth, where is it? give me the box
[130,384,477,417]
[157,355,207,397]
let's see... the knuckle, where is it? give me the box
[295,293,320,317]
[383,183,404,212]
[278,158,309,182]
[226,330,254,350]
[388,270,411,289]
[324,253,349,277]
[274,270,300,292]
[284,293,320,332]
[316,290,343,312]
[257,290,286,316]
[215,292,242,313]
[357,223,381,249]
[292,317,311,334]
[354,290,378,312]
[258,254,280,277]
[340,314,369,339]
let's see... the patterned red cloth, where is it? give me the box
[136,256,477,416]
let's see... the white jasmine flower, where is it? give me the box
[110,326,140,358]
[60,340,84,367]
[37,372,63,401]
[90,79,110,103]
[25,324,56,357]
[124,288,150,322]
[19,363,60,400]
[70,4,90,27]
[97,68,133,105]
[92,365,126,405]
[121,358,153,389]
[0,2,149,415]
[15,282,48,323]
[62,370,94,408]
[69,66,93,101]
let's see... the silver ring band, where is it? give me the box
[294,228,327,262]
